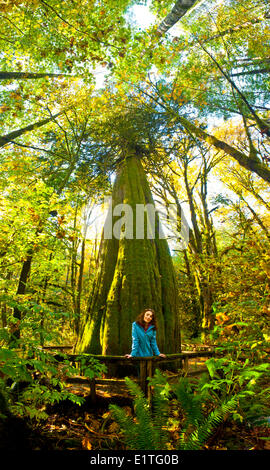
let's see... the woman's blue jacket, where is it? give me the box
[130,321,160,357]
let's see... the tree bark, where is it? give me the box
[183,164,203,253]
[75,154,181,358]
[74,237,86,335]
[0,71,71,80]
[183,250,201,337]
[11,255,33,341]
[230,68,270,77]
[177,115,270,183]
[241,196,270,240]
[0,111,63,148]
[157,0,197,35]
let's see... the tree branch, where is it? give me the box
[157,0,198,35]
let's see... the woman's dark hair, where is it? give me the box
[136,308,157,330]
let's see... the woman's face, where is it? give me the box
[144,310,153,324]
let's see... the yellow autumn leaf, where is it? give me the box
[82,437,92,450]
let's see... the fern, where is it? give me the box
[110,375,170,449]
[149,370,172,449]
[109,404,138,448]
[110,373,240,451]
[179,395,239,450]
[173,378,204,428]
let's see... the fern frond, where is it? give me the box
[110,377,158,449]
[173,378,203,428]
[179,395,239,450]
[150,371,171,449]
[109,404,138,448]
[125,377,145,401]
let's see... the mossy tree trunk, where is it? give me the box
[75,152,181,357]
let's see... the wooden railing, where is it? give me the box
[46,349,215,402]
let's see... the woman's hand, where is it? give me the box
[159,353,166,358]
[125,354,132,358]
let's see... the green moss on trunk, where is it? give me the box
[75,155,181,356]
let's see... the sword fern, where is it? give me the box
[110,373,239,450]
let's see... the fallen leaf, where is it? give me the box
[82,437,92,450]
[108,422,120,433]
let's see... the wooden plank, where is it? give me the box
[187,368,208,377]
[96,378,128,385]
[66,376,89,384]
[60,351,214,363]
[147,359,153,379]
[183,356,189,374]
[89,378,96,403]
[139,360,147,395]
[146,359,153,402]
[66,377,139,385]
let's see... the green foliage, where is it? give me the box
[0,0,269,443]
[110,373,171,450]
[0,312,105,420]
[171,376,239,450]
[0,295,70,347]
[178,394,239,450]
[173,378,204,426]
[0,345,84,420]
[202,353,270,424]
[110,371,240,450]
[79,356,107,380]
[11,381,85,421]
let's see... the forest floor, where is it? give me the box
[15,357,269,452]
[28,386,269,452]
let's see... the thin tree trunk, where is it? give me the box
[0,111,63,148]
[241,197,270,240]
[176,115,270,183]
[39,252,54,346]
[12,254,33,341]
[1,272,11,328]
[199,161,218,257]
[183,250,201,337]
[183,166,203,253]
[1,302,7,328]
[10,162,72,340]
[197,42,270,137]
[70,201,79,330]
[157,0,197,35]
[0,71,72,80]
[229,68,270,77]
[247,189,270,212]
[74,237,86,335]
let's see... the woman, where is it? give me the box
[125,308,166,358]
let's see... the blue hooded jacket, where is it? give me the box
[130,321,160,357]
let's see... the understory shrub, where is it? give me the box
[0,304,106,420]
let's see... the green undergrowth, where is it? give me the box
[109,352,270,450]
